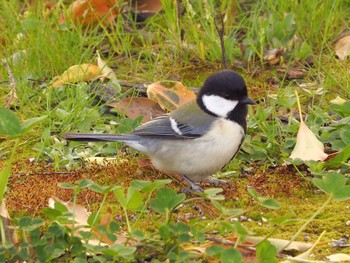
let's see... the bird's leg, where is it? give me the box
[181,175,204,192]
[205,176,229,187]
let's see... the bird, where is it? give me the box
[63,70,255,191]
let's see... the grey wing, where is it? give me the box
[131,102,216,139]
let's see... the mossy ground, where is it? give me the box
[3,153,349,259]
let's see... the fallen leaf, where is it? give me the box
[5,89,18,108]
[109,97,166,123]
[129,0,162,21]
[327,253,350,262]
[60,0,119,26]
[85,157,118,165]
[97,51,117,81]
[49,196,90,227]
[187,237,256,261]
[246,236,312,253]
[289,91,328,161]
[52,64,101,87]
[330,96,346,105]
[147,81,196,111]
[136,158,153,169]
[264,48,286,65]
[281,230,325,263]
[131,0,162,13]
[335,35,350,60]
[0,200,18,244]
[48,197,133,246]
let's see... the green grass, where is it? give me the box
[1,0,350,261]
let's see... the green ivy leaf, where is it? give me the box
[130,179,171,192]
[20,115,47,134]
[247,188,280,209]
[149,188,185,214]
[0,165,11,202]
[312,173,350,201]
[0,108,22,136]
[221,248,243,263]
[256,240,278,263]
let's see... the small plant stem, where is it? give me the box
[90,193,108,229]
[124,207,132,233]
[292,163,306,179]
[0,217,6,244]
[295,90,304,124]
[0,138,20,203]
[280,194,332,252]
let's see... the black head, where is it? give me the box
[197,70,254,123]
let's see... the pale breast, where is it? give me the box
[150,118,245,181]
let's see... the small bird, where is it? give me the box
[63,70,254,191]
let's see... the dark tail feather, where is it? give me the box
[62,133,139,142]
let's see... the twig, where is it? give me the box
[205,236,256,251]
[3,60,18,108]
[214,14,227,69]
[13,171,74,177]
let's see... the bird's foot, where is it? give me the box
[204,176,229,187]
[180,175,204,193]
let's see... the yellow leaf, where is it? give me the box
[147,81,196,111]
[330,96,346,105]
[289,91,328,161]
[52,64,101,87]
[97,51,117,80]
[335,35,350,61]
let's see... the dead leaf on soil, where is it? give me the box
[85,157,118,165]
[48,197,132,246]
[187,237,256,261]
[108,97,166,123]
[330,96,347,105]
[264,48,286,65]
[277,68,306,80]
[281,230,325,263]
[59,0,119,26]
[327,253,350,262]
[246,236,312,253]
[335,35,350,61]
[52,64,101,87]
[289,91,328,162]
[147,81,196,111]
[131,0,162,13]
[97,51,117,81]
[0,200,18,244]
[49,196,91,227]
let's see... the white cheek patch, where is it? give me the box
[170,117,183,135]
[202,95,239,117]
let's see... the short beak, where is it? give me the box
[242,96,255,105]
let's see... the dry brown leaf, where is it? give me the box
[109,97,166,123]
[60,0,119,26]
[335,35,350,61]
[147,81,196,111]
[264,48,286,65]
[289,91,328,161]
[131,0,162,13]
[52,64,101,87]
